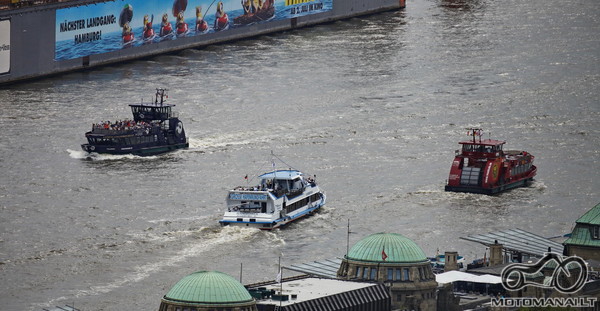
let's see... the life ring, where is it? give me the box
[90,145,95,151]
[139,113,145,119]
[233,206,239,211]
[175,121,184,136]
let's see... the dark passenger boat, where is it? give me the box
[81,89,188,156]
[444,128,537,194]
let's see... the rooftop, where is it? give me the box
[574,203,600,225]
[563,204,600,248]
[285,258,342,279]
[347,232,428,263]
[460,228,564,257]
[163,271,253,305]
[255,277,377,306]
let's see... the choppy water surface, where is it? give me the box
[1,0,599,310]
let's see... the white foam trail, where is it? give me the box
[147,215,213,224]
[67,149,158,161]
[44,226,279,307]
[66,149,89,159]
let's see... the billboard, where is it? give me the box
[0,19,10,74]
[55,0,332,61]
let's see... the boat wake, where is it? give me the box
[67,149,158,161]
[43,225,283,308]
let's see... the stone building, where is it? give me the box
[159,270,258,311]
[337,232,438,311]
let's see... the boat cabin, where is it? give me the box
[129,89,178,122]
[458,139,505,159]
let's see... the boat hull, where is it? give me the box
[219,201,324,230]
[81,142,188,156]
[445,177,534,195]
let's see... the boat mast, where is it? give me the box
[468,127,483,143]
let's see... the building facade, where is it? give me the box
[337,232,438,311]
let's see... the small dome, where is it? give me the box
[164,271,253,304]
[348,232,427,263]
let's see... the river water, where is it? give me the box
[1,0,599,310]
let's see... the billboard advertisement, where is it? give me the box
[55,0,332,61]
[0,19,10,74]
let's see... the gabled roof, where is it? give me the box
[564,204,600,248]
[574,203,600,225]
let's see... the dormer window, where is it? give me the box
[592,226,600,239]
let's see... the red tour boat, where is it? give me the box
[445,128,537,194]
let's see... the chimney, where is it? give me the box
[489,240,504,266]
[444,251,459,272]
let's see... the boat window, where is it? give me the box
[362,267,369,279]
[355,267,361,278]
[403,268,410,281]
[292,178,303,190]
[593,226,600,239]
[387,268,393,281]
[396,268,402,280]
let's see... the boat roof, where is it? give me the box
[128,102,176,108]
[458,139,506,146]
[259,170,303,180]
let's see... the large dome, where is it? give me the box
[347,232,427,263]
[163,271,254,305]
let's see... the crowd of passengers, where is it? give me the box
[92,119,158,131]
[233,176,316,192]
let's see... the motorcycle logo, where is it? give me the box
[501,252,588,294]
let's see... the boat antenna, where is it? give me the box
[271,151,299,172]
[240,262,243,284]
[467,128,483,143]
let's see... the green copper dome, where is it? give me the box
[347,232,427,263]
[164,271,253,304]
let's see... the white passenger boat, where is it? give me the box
[219,169,326,230]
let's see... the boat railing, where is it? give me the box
[90,124,160,135]
[233,186,270,192]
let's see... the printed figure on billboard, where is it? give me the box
[159,13,175,38]
[142,15,156,42]
[195,6,209,33]
[234,0,275,25]
[119,4,135,45]
[214,1,229,31]
[55,0,333,60]
[173,0,190,36]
